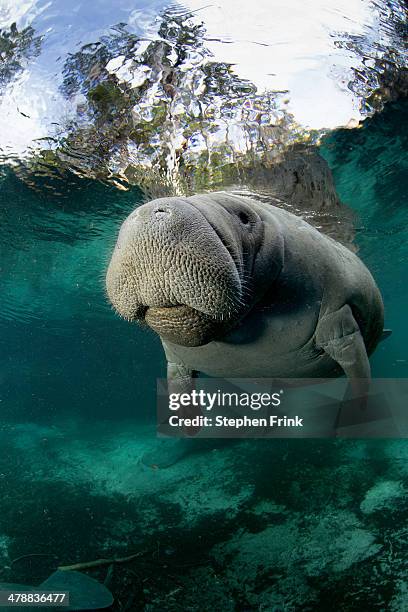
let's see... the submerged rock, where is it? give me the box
[213,509,382,609]
[360,480,405,515]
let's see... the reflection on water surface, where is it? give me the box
[0,0,406,192]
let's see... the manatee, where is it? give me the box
[106,192,385,462]
[217,147,356,250]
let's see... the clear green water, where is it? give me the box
[322,101,408,380]
[0,1,408,610]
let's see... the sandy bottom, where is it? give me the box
[1,418,408,610]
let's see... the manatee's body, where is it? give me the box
[161,196,383,380]
[106,191,385,440]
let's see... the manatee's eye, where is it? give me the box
[238,211,249,225]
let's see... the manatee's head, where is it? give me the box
[106,193,280,346]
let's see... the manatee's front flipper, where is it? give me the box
[167,361,204,436]
[141,362,210,469]
[167,362,194,395]
[316,304,370,401]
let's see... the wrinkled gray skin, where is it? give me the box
[106,192,384,463]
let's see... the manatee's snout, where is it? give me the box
[106,197,243,346]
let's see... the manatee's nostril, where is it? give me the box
[154,207,171,218]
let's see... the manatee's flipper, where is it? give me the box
[381,329,392,342]
[167,361,194,395]
[316,304,370,400]
[141,361,203,469]
[167,361,203,436]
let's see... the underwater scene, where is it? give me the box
[0,0,407,609]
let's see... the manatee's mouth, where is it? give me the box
[143,304,226,347]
